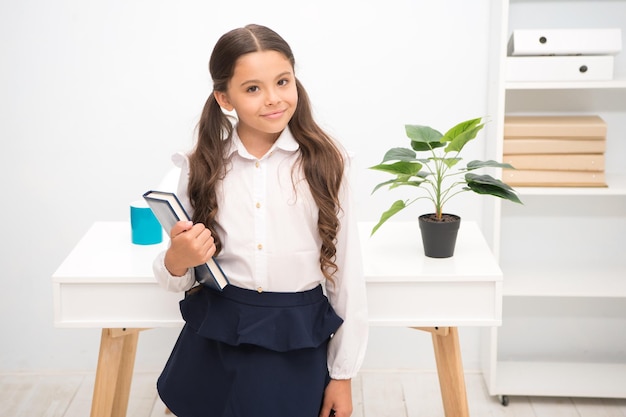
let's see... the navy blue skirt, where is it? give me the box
[157,284,343,417]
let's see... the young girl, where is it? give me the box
[153,24,368,417]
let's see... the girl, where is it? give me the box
[153,24,368,417]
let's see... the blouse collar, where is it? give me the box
[227,126,300,160]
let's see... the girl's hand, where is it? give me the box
[164,221,216,277]
[319,379,352,417]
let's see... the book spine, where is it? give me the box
[503,139,607,155]
[502,169,606,187]
[503,154,605,171]
[504,116,607,138]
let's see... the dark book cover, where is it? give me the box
[143,190,229,291]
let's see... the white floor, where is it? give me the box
[1,370,626,417]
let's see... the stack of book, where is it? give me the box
[506,28,622,82]
[502,115,607,187]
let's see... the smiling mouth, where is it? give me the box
[262,110,286,119]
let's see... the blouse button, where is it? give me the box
[257,287,263,293]
[257,243,263,250]
[256,202,261,208]
[255,161,260,168]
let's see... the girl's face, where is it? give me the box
[215,50,298,144]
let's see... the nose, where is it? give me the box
[265,87,280,106]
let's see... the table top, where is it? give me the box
[359,221,502,282]
[53,222,168,283]
[53,221,502,283]
[52,221,502,328]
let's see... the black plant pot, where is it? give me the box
[418,213,461,258]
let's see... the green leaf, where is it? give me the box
[389,179,427,190]
[442,117,482,141]
[466,172,515,190]
[405,124,443,142]
[465,173,522,204]
[441,157,462,169]
[443,122,485,153]
[466,159,514,171]
[369,161,423,176]
[371,200,407,235]
[371,179,398,194]
[381,147,417,163]
[411,140,446,152]
[405,125,445,152]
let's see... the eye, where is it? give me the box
[246,85,259,93]
[277,79,289,87]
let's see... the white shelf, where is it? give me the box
[506,78,626,90]
[501,264,626,297]
[491,361,626,398]
[515,174,626,196]
[483,0,626,401]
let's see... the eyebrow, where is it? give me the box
[239,71,293,87]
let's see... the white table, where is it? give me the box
[53,220,502,417]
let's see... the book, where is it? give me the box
[503,138,606,155]
[503,154,605,172]
[143,190,229,291]
[502,169,606,187]
[506,55,614,82]
[508,28,622,56]
[504,115,607,138]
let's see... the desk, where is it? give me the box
[360,221,502,417]
[53,221,502,417]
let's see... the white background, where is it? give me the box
[0,0,494,372]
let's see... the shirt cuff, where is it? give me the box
[153,250,195,292]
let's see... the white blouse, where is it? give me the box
[153,127,368,379]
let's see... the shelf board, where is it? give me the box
[506,78,626,90]
[501,265,626,297]
[515,174,626,196]
[490,361,626,398]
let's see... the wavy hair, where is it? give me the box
[188,24,344,282]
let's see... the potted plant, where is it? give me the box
[369,116,522,258]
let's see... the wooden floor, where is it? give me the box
[1,370,626,417]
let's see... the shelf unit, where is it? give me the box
[507,80,626,90]
[482,0,626,403]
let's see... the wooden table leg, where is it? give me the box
[431,327,470,417]
[414,327,470,417]
[90,328,142,417]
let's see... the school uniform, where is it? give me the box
[153,127,368,417]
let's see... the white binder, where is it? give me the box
[506,56,614,82]
[508,28,622,56]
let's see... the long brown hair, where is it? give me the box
[189,24,344,282]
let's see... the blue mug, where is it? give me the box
[130,201,163,245]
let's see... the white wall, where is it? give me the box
[0,0,493,372]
